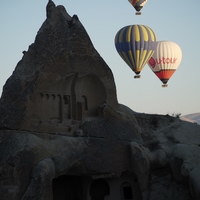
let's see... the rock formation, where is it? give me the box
[0,1,200,200]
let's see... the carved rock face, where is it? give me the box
[22,73,108,134]
[1,1,200,200]
[0,2,118,132]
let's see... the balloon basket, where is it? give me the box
[162,84,168,88]
[134,75,141,79]
[135,12,141,15]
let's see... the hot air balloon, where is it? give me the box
[128,0,148,15]
[115,25,157,78]
[148,41,182,87]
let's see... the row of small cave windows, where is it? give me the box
[37,93,70,103]
[37,93,87,105]
[90,180,133,200]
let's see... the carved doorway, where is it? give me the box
[120,182,133,200]
[52,175,83,200]
[90,179,110,200]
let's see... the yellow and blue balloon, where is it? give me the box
[115,25,157,78]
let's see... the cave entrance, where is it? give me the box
[121,182,133,200]
[52,175,83,200]
[89,179,110,200]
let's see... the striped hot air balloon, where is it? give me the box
[148,41,182,87]
[128,0,148,15]
[115,25,157,78]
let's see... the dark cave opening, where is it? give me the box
[89,179,110,200]
[52,175,83,200]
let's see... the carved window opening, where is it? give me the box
[76,102,82,121]
[62,95,71,120]
[82,95,88,110]
[38,93,44,101]
[52,94,56,100]
[64,95,70,105]
[45,94,49,100]
[57,95,62,121]
[121,182,133,200]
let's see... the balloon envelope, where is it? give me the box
[148,41,182,87]
[128,0,148,14]
[115,25,157,78]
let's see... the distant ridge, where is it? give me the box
[181,112,200,125]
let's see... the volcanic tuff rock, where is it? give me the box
[0,0,118,132]
[0,1,200,200]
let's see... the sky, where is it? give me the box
[0,0,199,116]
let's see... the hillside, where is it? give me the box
[181,112,200,125]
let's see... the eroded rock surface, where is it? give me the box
[0,1,200,200]
[0,0,118,132]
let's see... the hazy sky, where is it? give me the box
[0,0,199,116]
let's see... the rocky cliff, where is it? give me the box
[0,1,200,200]
[0,0,118,132]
